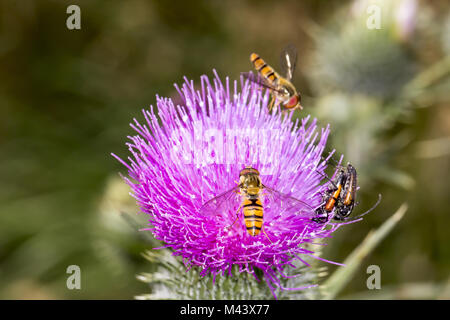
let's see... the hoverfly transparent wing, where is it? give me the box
[279,44,298,81]
[241,72,284,93]
[198,186,240,217]
[262,185,314,218]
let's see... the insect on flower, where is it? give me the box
[199,166,313,243]
[242,44,302,112]
[334,163,358,221]
[312,165,347,223]
[313,163,382,223]
[113,71,350,298]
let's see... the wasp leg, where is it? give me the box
[312,212,329,223]
[313,169,339,190]
[312,206,329,223]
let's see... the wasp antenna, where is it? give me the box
[338,194,382,223]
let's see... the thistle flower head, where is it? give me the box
[114,71,346,297]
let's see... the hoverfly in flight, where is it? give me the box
[242,44,302,112]
[199,167,312,243]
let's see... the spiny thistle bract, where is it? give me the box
[136,249,328,300]
[113,71,349,299]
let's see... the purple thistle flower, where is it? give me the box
[113,71,348,298]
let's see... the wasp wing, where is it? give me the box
[280,44,298,81]
[263,185,313,218]
[198,186,240,217]
[241,72,283,93]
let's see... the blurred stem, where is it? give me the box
[402,55,450,101]
[322,203,408,300]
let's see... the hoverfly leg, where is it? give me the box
[262,225,273,244]
[268,98,275,112]
[225,203,243,231]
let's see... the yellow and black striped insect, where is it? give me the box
[199,167,311,242]
[242,45,302,112]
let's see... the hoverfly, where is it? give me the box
[199,167,312,242]
[242,44,302,112]
[313,163,382,223]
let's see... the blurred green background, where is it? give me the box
[0,0,449,299]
